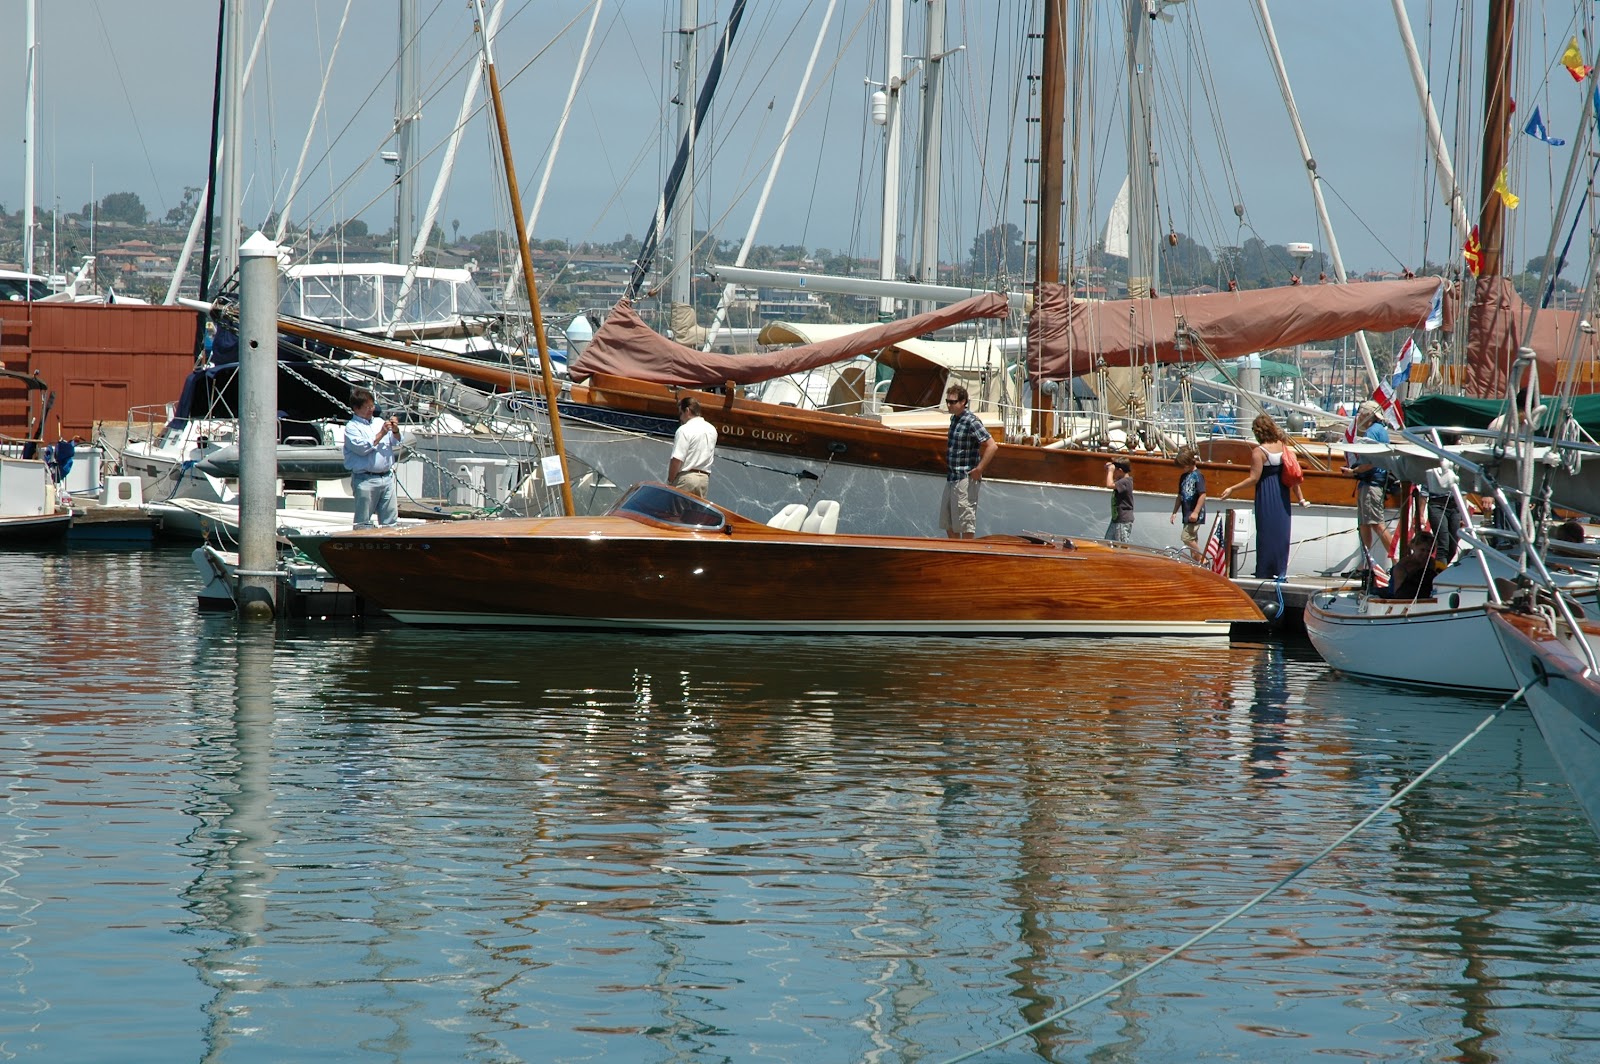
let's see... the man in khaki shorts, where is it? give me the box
[940,385,998,538]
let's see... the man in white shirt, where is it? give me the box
[342,386,402,527]
[667,396,718,499]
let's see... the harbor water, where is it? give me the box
[4,547,1599,1062]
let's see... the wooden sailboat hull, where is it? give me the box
[1489,608,1600,837]
[314,491,1263,635]
[557,378,1368,577]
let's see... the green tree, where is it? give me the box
[94,191,148,225]
[1159,232,1216,288]
[969,223,1024,278]
[341,218,369,239]
[164,186,203,225]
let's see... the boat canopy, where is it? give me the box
[280,264,496,332]
[1026,277,1451,380]
[569,292,1010,387]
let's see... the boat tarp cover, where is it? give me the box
[1403,392,1600,435]
[1026,277,1451,379]
[569,293,1011,387]
[1192,357,1303,380]
[1464,275,1600,398]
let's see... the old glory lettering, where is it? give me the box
[717,424,800,445]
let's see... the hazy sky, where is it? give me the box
[1,0,1593,280]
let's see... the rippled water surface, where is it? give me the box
[4,548,1600,1062]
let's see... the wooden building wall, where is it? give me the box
[0,302,199,443]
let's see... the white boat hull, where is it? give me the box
[1306,593,1515,691]
[1491,610,1600,837]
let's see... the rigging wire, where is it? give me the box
[84,1,171,217]
[934,686,1528,1064]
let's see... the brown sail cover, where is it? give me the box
[568,292,1011,387]
[1464,275,1600,397]
[1027,278,1451,380]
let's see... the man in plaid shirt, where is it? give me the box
[941,385,998,538]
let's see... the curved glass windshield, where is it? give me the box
[613,484,726,529]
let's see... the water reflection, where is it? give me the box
[9,546,1600,1061]
[188,628,277,1062]
[1246,641,1291,782]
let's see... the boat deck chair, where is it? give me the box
[802,499,840,535]
[767,502,809,530]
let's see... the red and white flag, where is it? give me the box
[1202,516,1229,575]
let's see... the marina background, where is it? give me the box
[4,546,1599,1062]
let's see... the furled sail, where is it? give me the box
[1464,276,1600,397]
[568,292,1011,388]
[1026,278,1451,380]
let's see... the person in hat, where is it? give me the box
[1344,400,1395,568]
[1104,456,1134,543]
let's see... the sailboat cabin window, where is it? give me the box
[613,484,727,530]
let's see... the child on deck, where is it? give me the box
[1171,448,1207,562]
[1105,457,1135,543]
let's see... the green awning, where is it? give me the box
[1403,393,1600,436]
[1190,358,1303,382]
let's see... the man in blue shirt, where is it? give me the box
[1345,400,1394,566]
[342,387,403,528]
[941,385,998,539]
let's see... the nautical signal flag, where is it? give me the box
[1525,106,1567,146]
[1494,169,1520,209]
[1564,37,1592,81]
[1202,516,1229,575]
[1463,226,1485,276]
[1424,283,1444,330]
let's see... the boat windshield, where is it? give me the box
[613,484,727,529]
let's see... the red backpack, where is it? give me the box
[1281,447,1304,487]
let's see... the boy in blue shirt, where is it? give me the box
[1171,447,1207,561]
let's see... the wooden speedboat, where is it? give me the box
[1489,605,1600,837]
[312,482,1264,635]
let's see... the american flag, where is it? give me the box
[1202,515,1229,575]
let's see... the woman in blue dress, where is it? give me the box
[1217,414,1305,578]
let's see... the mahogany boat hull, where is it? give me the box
[314,496,1263,636]
[558,376,1369,578]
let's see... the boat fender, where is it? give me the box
[828,441,847,455]
[1259,599,1282,622]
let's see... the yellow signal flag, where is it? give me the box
[1494,169,1520,209]
[1563,37,1592,81]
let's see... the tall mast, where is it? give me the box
[1125,0,1159,298]
[670,0,699,309]
[23,0,37,278]
[215,0,244,289]
[1478,0,1515,280]
[1037,0,1066,289]
[394,0,420,263]
[1032,0,1066,439]
[1254,0,1379,391]
[1389,0,1471,246]
[471,0,574,517]
[913,0,947,299]
[877,0,905,320]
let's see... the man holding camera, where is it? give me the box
[343,386,403,528]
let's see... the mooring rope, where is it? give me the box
[935,683,1530,1064]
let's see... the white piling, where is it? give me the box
[1238,354,1264,428]
[237,231,280,620]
